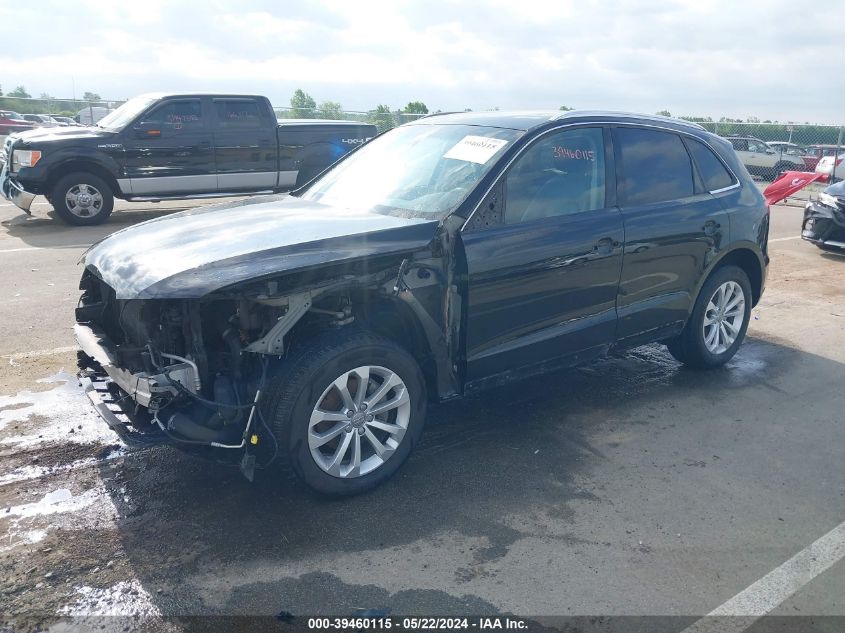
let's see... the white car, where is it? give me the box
[726,136,804,179]
[815,152,844,182]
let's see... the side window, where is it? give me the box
[686,138,736,192]
[504,127,605,224]
[729,138,748,152]
[617,127,695,206]
[141,100,203,132]
[747,140,768,153]
[215,100,262,129]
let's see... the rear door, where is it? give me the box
[613,126,732,346]
[212,98,278,191]
[121,97,215,195]
[462,126,624,382]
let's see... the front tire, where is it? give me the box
[263,329,426,496]
[667,265,752,369]
[51,172,114,225]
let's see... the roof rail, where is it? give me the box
[553,110,707,131]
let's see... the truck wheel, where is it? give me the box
[771,162,792,180]
[667,265,752,369]
[51,172,114,225]
[263,329,426,496]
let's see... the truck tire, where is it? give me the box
[667,265,752,369]
[262,329,426,496]
[51,172,114,225]
[771,162,793,180]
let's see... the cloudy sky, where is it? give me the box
[2,0,843,123]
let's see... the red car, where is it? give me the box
[0,111,35,136]
[802,145,842,171]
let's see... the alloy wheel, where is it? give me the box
[702,280,746,354]
[65,183,104,218]
[308,365,411,478]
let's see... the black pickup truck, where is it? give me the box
[0,93,376,225]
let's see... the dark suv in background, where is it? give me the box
[75,110,769,495]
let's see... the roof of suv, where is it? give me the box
[413,110,707,133]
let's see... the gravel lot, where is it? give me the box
[0,189,843,632]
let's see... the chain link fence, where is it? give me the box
[272,106,427,133]
[2,95,842,187]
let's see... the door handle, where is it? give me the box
[594,237,616,254]
[703,220,721,236]
[198,141,211,150]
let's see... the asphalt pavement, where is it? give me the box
[0,188,843,632]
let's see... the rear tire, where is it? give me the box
[771,162,792,180]
[262,329,426,496]
[667,265,752,369]
[51,172,114,226]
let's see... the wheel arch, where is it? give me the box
[45,160,121,200]
[276,284,448,403]
[695,244,766,309]
[351,291,441,401]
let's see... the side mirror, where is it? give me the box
[766,149,776,155]
[134,121,162,139]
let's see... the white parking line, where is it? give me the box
[0,244,89,254]
[681,519,845,633]
[768,236,802,243]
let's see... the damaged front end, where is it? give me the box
[75,270,310,476]
[74,238,454,479]
[803,185,845,251]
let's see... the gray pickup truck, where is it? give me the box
[0,92,376,225]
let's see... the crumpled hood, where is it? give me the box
[83,195,439,299]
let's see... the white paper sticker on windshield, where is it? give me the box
[443,136,508,164]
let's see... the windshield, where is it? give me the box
[97,95,159,131]
[300,123,522,218]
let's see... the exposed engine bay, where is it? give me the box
[74,268,366,477]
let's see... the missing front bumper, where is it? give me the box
[0,164,36,213]
[78,372,167,447]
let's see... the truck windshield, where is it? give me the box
[97,95,160,131]
[300,123,522,218]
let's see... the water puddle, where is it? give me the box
[0,448,127,487]
[0,370,116,447]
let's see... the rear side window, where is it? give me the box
[686,138,735,192]
[616,128,695,205]
[215,100,262,129]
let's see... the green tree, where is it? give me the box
[403,101,428,114]
[655,109,672,117]
[290,89,316,118]
[9,86,31,98]
[369,104,395,132]
[559,105,573,111]
[317,100,343,119]
[82,91,101,102]
[0,85,3,97]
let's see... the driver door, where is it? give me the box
[121,97,216,195]
[461,126,624,384]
